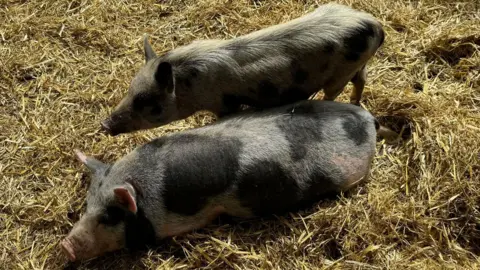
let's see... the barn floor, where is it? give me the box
[1,0,479,269]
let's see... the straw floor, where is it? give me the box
[1,0,479,269]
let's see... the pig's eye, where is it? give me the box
[133,94,160,111]
[99,206,125,226]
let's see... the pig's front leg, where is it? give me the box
[158,205,226,238]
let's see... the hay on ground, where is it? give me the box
[1,0,479,269]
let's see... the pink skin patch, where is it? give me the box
[331,154,369,189]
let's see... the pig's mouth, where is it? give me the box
[100,116,163,136]
[100,114,158,136]
[100,117,140,136]
[100,119,127,136]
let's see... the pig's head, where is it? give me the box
[61,150,139,262]
[101,36,180,136]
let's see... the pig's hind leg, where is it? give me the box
[349,65,367,106]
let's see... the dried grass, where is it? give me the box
[1,0,479,269]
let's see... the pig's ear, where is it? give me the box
[74,149,107,173]
[143,34,157,62]
[114,186,137,214]
[155,62,174,94]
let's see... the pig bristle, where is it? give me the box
[2,0,479,269]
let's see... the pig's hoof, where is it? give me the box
[349,100,361,106]
[100,121,111,134]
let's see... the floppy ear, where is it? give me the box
[143,34,157,62]
[114,186,137,214]
[74,149,108,173]
[155,62,174,94]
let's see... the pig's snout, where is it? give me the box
[100,119,114,135]
[61,238,77,262]
[100,118,124,136]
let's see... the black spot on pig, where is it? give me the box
[344,22,375,61]
[258,80,278,99]
[237,160,300,216]
[277,114,324,161]
[150,105,163,116]
[342,113,369,145]
[125,207,156,250]
[323,40,336,53]
[177,77,192,88]
[99,206,125,226]
[290,60,309,84]
[162,134,242,216]
[295,168,342,210]
[188,68,199,78]
[319,60,329,71]
[307,169,339,197]
[294,68,309,84]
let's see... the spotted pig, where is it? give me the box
[62,100,399,261]
[101,3,385,135]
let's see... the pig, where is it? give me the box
[100,3,385,136]
[62,100,398,261]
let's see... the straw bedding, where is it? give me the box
[1,0,479,269]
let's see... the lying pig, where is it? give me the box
[63,100,396,261]
[101,3,385,135]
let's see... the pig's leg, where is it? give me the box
[160,205,226,238]
[349,65,367,106]
[323,85,346,101]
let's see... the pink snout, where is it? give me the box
[100,119,112,134]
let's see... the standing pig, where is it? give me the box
[101,3,385,135]
[62,100,397,261]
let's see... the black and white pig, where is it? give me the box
[62,100,398,261]
[100,3,385,136]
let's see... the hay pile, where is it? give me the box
[1,0,479,268]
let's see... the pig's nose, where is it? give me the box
[61,239,77,262]
[100,120,112,134]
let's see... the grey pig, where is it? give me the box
[62,100,397,261]
[101,3,385,136]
